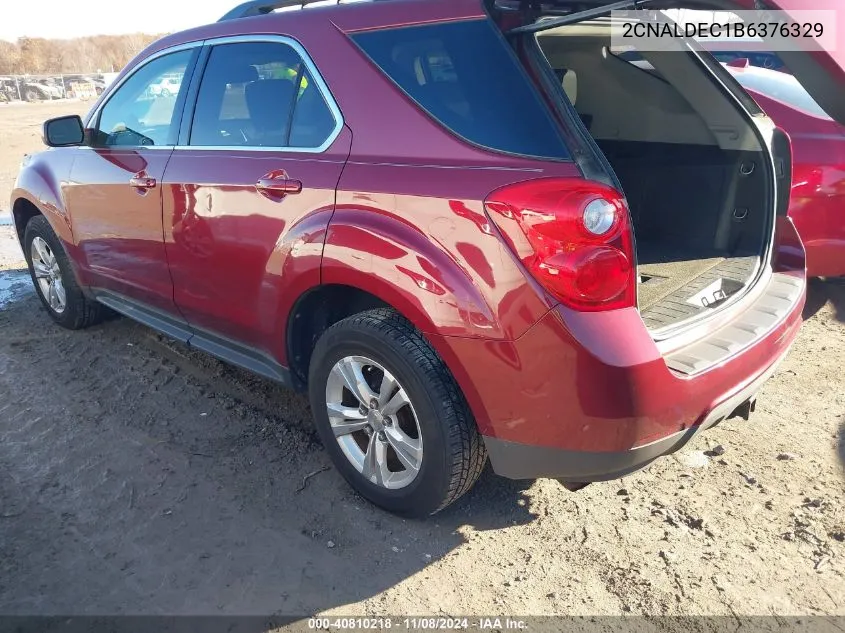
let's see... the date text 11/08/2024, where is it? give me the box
[307,618,528,630]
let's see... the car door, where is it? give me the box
[162,36,351,356]
[65,46,199,313]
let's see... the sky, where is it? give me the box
[0,0,243,41]
[0,3,732,42]
[1,0,367,41]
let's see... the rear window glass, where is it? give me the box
[352,20,571,160]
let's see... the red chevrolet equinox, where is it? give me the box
[12,0,845,516]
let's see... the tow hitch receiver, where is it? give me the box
[728,396,757,422]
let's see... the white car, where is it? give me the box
[148,76,182,97]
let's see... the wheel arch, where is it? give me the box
[12,150,77,246]
[306,205,515,419]
[13,176,86,293]
[285,282,490,442]
[285,278,478,386]
[12,196,43,245]
[12,190,75,249]
[321,207,502,338]
[286,283,396,389]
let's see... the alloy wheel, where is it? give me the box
[30,236,67,314]
[325,355,423,490]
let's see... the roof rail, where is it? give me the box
[218,0,358,22]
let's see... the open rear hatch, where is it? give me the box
[491,0,845,335]
[496,0,845,125]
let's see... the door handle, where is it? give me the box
[129,176,157,189]
[256,177,302,195]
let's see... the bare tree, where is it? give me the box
[0,40,23,74]
[0,33,163,75]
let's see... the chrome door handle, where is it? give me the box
[255,178,302,194]
[129,176,157,189]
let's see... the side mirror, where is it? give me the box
[43,115,85,147]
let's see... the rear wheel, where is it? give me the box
[23,215,105,329]
[308,309,486,517]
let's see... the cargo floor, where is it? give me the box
[637,243,758,331]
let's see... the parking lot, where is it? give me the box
[1,100,843,618]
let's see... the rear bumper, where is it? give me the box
[431,269,805,482]
[484,345,784,480]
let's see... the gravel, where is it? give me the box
[1,102,843,618]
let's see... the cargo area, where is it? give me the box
[599,140,763,330]
[538,23,774,332]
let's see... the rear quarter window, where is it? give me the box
[352,20,571,161]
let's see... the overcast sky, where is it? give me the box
[0,3,741,42]
[1,1,371,41]
[1,0,251,41]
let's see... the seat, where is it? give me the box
[558,68,593,130]
[191,64,259,146]
[244,78,297,147]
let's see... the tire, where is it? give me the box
[23,215,105,330]
[308,308,486,517]
[24,89,41,102]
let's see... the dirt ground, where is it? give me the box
[0,101,843,620]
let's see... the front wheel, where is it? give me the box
[308,309,486,517]
[24,215,106,329]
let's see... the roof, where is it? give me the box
[218,0,373,22]
[142,0,485,57]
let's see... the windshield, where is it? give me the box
[729,67,831,120]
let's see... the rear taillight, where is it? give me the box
[484,178,635,311]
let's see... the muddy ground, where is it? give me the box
[0,101,843,620]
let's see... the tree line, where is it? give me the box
[0,34,164,75]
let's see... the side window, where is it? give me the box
[352,20,571,160]
[189,41,337,149]
[95,50,193,147]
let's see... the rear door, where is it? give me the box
[162,36,350,353]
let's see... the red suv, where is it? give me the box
[11,0,845,516]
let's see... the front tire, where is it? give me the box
[23,215,105,330]
[308,309,486,517]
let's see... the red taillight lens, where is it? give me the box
[484,178,635,311]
